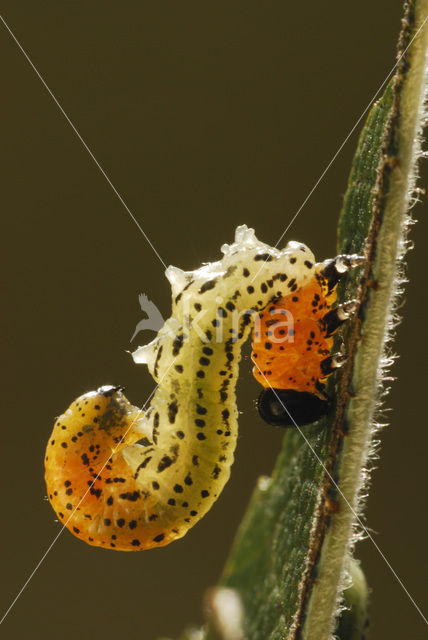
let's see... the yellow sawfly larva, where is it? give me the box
[44,225,361,551]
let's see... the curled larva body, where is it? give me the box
[45,225,323,550]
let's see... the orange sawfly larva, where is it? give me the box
[44,225,362,551]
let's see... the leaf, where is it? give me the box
[203,2,428,640]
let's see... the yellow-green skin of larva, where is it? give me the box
[45,225,316,550]
[127,226,316,542]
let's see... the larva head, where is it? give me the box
[257,388,330,427]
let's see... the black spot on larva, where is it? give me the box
[212,465,221,479]
[182,501,189,507]
[153,534,165,543]
[119,491,140,501]
[175,364,183,373]
[66,488,73,496]
[168,498,176,506]
[260,283,268,293]
[117,519,125,527]
[190,510,198,516]
[131,539,141,547]
[153,412,160,428]
[226,301,235,312]
[61,442,68,449]
[243,267,250,277]
[152,481,160,490]
[196,404,207,415]
[212,319,220,328]
[157,456,173,472]
[195,419,205,427]
[194,302,202,312]
[217,307,227,318]
[172,334,184,356]
[184,474,193,486]
[107,496,114,506]
[265,342,272,350]
[66,503,73,510]
[64,480,71,487]
[154,344,163,379]
[174,484,183,493]
[247,285,255,294]
[199,279,217,294]
[304,260,313,269]
[176,430,185,439]
[175,292,182,304]
[149,514,158,521]
[220,390,228,402]
[199,356,210,366]
[192,455,199,466]
[255,253,273,261]
[136,456,152,474]
[287,278,296,289]
[217,429,223,435]
[168,400,178,424]
[104,518,111,526]
[197,432,206,440]
[81,453,89,466]
[73,527,80,534]
[196,370,205,378]
[289,257,297,264]
[222,409,230,423]
[205,329,212,341]
[202,346,213,356]
[201,490,210,498]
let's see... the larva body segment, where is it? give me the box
[253,254,363,427]
[44,225,319,550]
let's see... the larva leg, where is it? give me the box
[320,299,358,337]
[320,352,348,377]
[317,254,365,293]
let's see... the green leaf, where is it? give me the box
[205,2,428,640]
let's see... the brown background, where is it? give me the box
[1,2,427,639]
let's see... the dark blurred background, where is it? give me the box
[1,2,427,639]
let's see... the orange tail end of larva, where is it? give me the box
[45,386,170,551]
